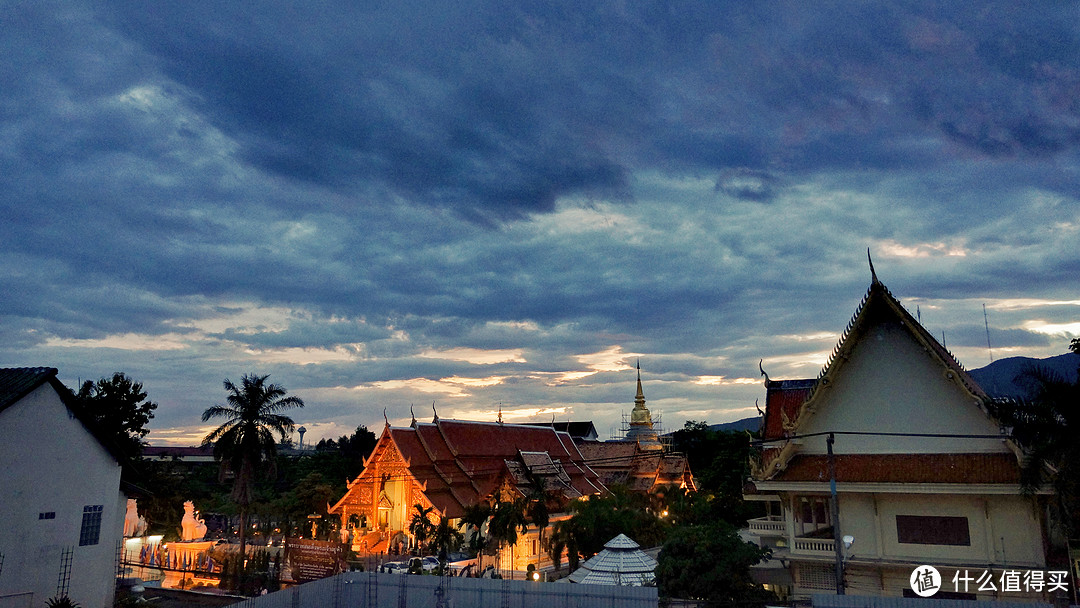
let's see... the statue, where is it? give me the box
[123,498,148,537]
[181,501,208,541]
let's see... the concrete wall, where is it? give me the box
[236,571,658,608]
[0,383,123,608]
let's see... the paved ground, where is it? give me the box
[122,587,245,607]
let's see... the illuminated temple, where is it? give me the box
[328,369,694,574]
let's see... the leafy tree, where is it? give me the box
[202,373,304,559]
[656,521,776,607]
[548,485,666,571]
[670,421,759,526]
[75,372,157,458]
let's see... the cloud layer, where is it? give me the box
[2,1,1078,444]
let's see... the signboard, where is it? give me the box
[285,538,345,583]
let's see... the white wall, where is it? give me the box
[805,492,1044,568]
[0,383,123,608]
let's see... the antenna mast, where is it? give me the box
[983,303,993,363]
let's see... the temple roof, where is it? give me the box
[331,418,606,519]
[752,272,1020,481]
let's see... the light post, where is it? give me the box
[827,433,845,595]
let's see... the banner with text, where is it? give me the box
[285,538,346,583]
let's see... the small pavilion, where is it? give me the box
[565,534,657,586]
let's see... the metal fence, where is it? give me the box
[234,571,658,608]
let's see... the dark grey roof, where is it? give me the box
[524,421,598,439]
[0,367,62,412]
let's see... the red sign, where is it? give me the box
[285,538,345,583]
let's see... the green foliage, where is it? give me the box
[991,351,1080,536]
[409,504,436,553]
[655,521,776,607]
[218,548,278,596]
[548,485,665,571]
[75,372,157,459]
[489,497,529,551]
[670,421,759,526]
[432,514,464,564]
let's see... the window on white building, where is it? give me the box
[896,515,970,546]
[79,505,103,546]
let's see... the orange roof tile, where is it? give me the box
[772,453,1021,484]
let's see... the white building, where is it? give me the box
[745,273,1053,602]
[0,367,125,608]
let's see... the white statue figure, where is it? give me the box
[181,501,207,541]
[124,499,148,537]
[124,499,140,536]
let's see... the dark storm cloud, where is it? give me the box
[3,1,1079,440]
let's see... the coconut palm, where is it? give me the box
[489,497,529,577]
[202,373,303,559]
[460,502,492,574]
[408,504,436,554]
[431,514,464,571]
[995,345,1080,537]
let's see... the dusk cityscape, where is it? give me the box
[2,2,1078,607]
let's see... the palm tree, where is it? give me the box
[202,373,304,559]
[408,504,436,554]
[460,503,492,574]
[431,515,464,571]
[994,346,1080,537]
[489,497,529,577]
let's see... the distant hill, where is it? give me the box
[968,352,1079,400]
[710,416,761,433]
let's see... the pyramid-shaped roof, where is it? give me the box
[566,534,657,586]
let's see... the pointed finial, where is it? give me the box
[383,407,389,428]
[410,404,416,427]
[759,359,770,384]
[497,404,503,424]
[756,399,765,417]
[432,401,439,423]
[868,248,879,284]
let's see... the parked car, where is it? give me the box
[381,561,408,574]
[421,556,440,572]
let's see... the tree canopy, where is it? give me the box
[75,372,157,458]
[655,520,776,607]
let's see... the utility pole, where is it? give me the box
[828,433,845,595]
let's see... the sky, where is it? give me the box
[3,1,1079,447]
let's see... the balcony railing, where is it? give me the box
[747,516,785,535]
[791,537,835,554]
